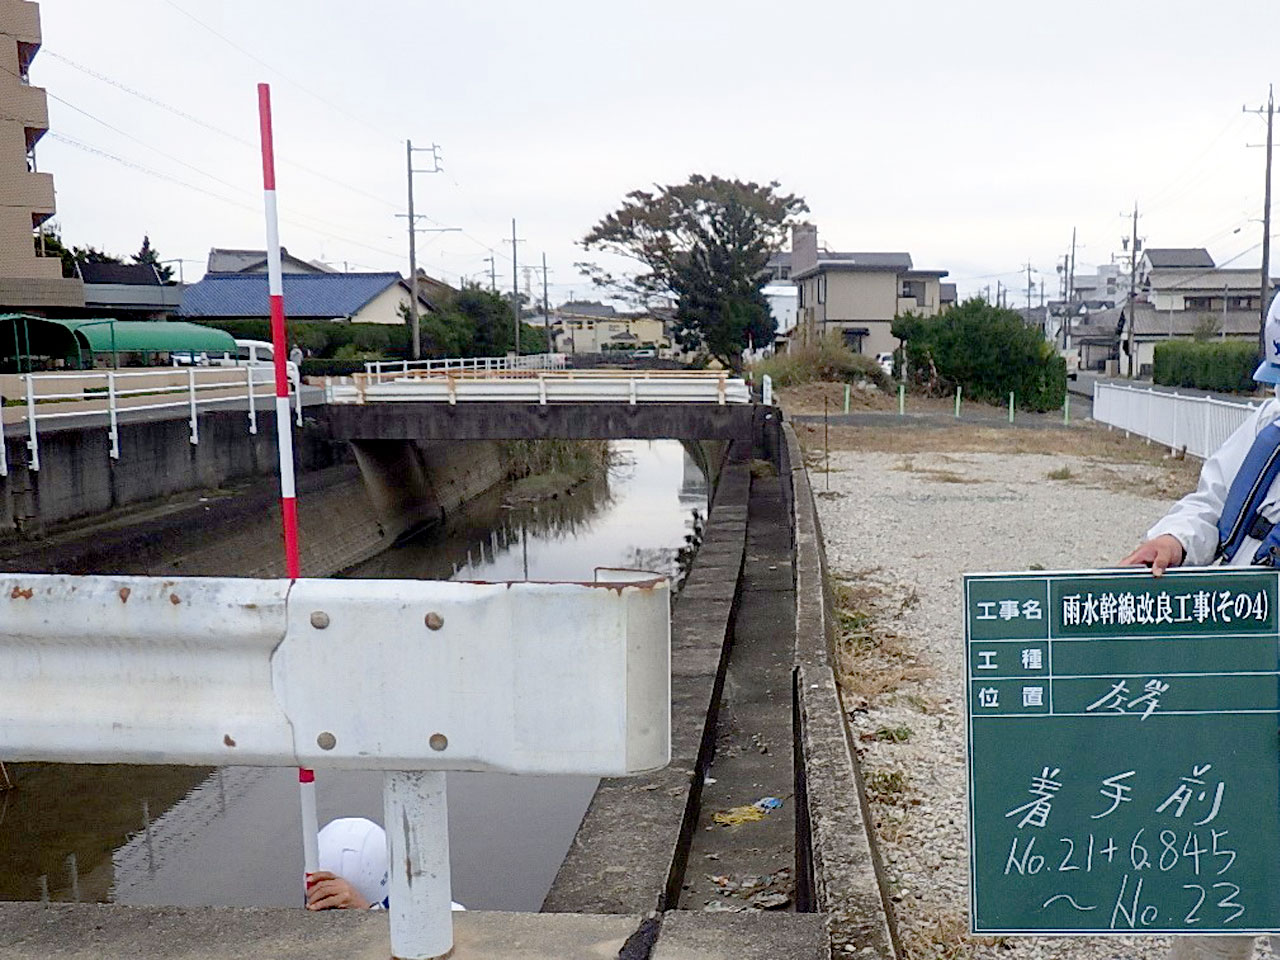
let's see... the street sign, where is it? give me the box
[965,567,1280,935]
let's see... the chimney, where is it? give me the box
[791,223,818,274]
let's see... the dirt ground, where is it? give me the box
[792,413,1269,960]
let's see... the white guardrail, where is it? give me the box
[1092,381,1261,459]
[0,570,671,959]
[327,369,751,405]
[0,366,302,477]
[365,353,567,378]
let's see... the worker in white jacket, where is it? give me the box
[1121,294,1280,960]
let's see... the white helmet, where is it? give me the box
[1253,293,1280,384]
[317,818,389,908]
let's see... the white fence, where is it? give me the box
[1092,381,1260,459]
[0,366,302,476]
[327,369,751,405]
[364,353,567,379]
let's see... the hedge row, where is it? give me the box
[1152,340,1259,393]
[299,358,369,377]
[199,319,413,359]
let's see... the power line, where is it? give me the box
[42,48,404,213]
[159,0,397,145]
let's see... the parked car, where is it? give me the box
[632,348,657,359]
[875,352,894,378]
[210,340,298,378]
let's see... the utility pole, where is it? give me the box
[507,219,524,354]
[483,253,497,293]
[996,280,1002,308]
[1126,202,1140,378]
[401,140,443,360]
[1068,227,1076,304]
[541,252,551,353]
[1024,262,1034,311]
[1246,86,1275,356]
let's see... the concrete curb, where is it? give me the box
[783,421,900,959]
[543,444,749,915]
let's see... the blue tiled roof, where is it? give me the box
[179,272,404,319]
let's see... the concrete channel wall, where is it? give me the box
[544,441,746,914]
[783,421,899,957]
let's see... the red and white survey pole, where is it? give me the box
[256,82,320,882]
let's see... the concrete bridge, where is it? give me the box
[0,376,895,959]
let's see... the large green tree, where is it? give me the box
[580,174,806,369]
[132,234,174,282]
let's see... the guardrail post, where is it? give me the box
[628,377,637,406]
[762,374,773,407]
[188,368,199,445]
[384,770,453,959]
[539,374,548,405]
[24,374,38,472]
[717,374,726,405]
[246,367,258,435]
[447,375,457,406]
[107,371,120,459]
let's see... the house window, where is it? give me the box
[817,275,826,305]
[1185,296,1214,310]
[841,329,866,353]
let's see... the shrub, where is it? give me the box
[752,336,892,392]
[198,319,412,360]
[299,358,369,377]
[1153,340,1258,393]
[892,300,1066,411]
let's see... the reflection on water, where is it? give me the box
[0,440,707,912]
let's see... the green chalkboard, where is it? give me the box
[965,567,1280,935]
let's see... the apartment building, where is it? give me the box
[0,0,82,308]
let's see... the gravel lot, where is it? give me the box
[808,422,1274,960]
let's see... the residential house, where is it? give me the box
[179,272,436,325]
[1070,263,1128,308]
[75,261,181,319]
[0,1,83,309]
[788,224,949,357]
[205,247,333,275]
[549,301,667,354]
[1138,247,1267,315]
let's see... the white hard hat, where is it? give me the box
[1254,293,1280,384]
[317,818,389,908]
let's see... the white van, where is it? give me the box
[211,340,298,378]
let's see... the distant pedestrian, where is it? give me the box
[289,343,304,367]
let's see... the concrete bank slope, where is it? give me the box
[782,421,899,958]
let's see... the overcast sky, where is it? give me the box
[31,0,1280,305]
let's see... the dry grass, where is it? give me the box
[776,381,896,415]
[831,572,931,708]
[894,457,980,485]
[794,419,1204,501]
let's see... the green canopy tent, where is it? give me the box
[0,315,237,371]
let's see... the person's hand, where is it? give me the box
[1119,534,1185,577]
[305,871,371,911]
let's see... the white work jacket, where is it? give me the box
[1147,397,1280,567]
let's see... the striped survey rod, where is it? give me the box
[257,82,320,882]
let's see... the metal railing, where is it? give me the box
[326,368,751,406]
[364,353,567,379]
[1091,381,1261,459]
[0,569,670,958]
[1,366,302,476]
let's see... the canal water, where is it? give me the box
[0,440,707,912]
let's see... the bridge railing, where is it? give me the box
[0,366,303,476]
[326,369,751,405]
[0,569,670,958]
[364,353,567,380]
[1091,380,1260,458]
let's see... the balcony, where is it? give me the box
[0,169,54,216]
[1,81,49,131]
[0,1,42,48]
